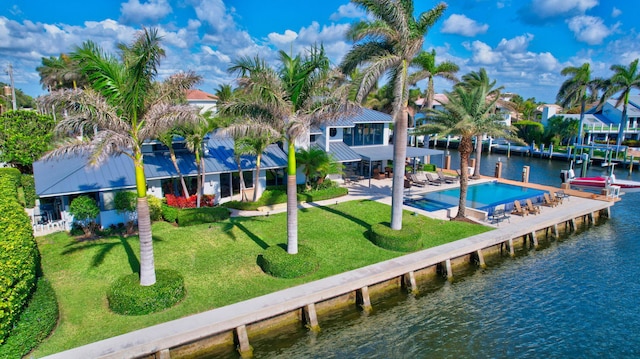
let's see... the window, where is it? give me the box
[329,128,337,137]
[343,124,384,146]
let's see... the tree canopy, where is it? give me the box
[0,110,55,173]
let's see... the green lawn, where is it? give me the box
[32,200,491,357]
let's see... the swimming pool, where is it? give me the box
[405,181,546,213]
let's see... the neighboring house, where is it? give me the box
[541,95,640,144]
[186,89,218,114]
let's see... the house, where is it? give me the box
[541,95,640,144]
[32,92,443,229]
[186,89,218,114]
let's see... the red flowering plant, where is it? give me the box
[165,194,215,208]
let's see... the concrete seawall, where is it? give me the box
[42,191,612,359]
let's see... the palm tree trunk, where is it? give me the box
[200,155,206,205]
[236,157,247,202]
[286,141,298,254]
[578,99,586,146]
[473,134,482,178]
[616,102,629,147]
[137,196,156,286]
[456,136,473,219]
[252,154,262,202]
[133,153,156,286]
[195,151,202,208]
[391,108,409,230]
[169,149,190,198]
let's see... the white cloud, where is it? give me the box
[611,7,622,18]
[119,0,172,25]
[193,0,235,33]
[566,16,617,45]
[330,3,368,21]
[268,29,298,47]
[496,33,534,53]
[267,22,351,64]
[468,40,501,64]
[441,14,488,37]
[530,0,598,19]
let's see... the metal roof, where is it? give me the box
[312,141,362,163]
[34,137,288,197]
[352,145,444,161]
[325,107,393,128]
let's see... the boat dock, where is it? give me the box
[42,177,616,359]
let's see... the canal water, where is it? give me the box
[215,151,640,358]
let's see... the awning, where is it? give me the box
[352,145,444,161]
[312,142,362,163]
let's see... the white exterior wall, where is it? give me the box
[147,179,163,198]
[203,173,220,203]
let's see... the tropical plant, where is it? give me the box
[595,58,640,147]
[410,49,459,111]
[296,147,342,189]
[418,78,501,219]
[340,0,447,230]
[544,115,579,146]
[38,28,201,286]
[36,54,86,91]
[157,130,190,198]
[114,190,138,234]
[69,195,100,237]
[224,45,351,254]
[556,63,599,146]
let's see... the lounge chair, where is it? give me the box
[423,172,443,186]
[555,190,569,203]
[542,193,559,207]
[525,199,541,215]
[409,174,427,187]
[437,169,458,183]
[511,200,528,216]
[488,205,510,225]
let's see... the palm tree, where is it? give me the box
[340,0,447,230]
[157,129,190,198]
[214,83,234,103]
[456,68,504,178]
[39,28,201,286]
[597,58,640,147]
[296,147,328,189]
[224,45,351,254]
[410,49,459,111]
[181,113,220,207]
[419,80,500,219]
[36,54,86,91]
[556,63,599,146]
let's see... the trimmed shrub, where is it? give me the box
[297,186,348,203]
[177,207,230,227]
[107,269,186,315]
[147,195,163,222]
[161,203,178,224]
[0,277,59,358]
[369,222,422,252]
[0,175,39,344]
[69,196,100,238]
[20,174,36,208]
[165,194,215,208]
[0,168,21,188]
[258,244,319,278]
[422,164,437,172]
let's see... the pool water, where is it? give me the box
[405,181,546,213]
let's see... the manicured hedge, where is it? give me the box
[297,186,348,202]
[107,269,185,315]
[147,195,163,222]
[369,222,423,252]
[177,207,230,227]
[0,175,39,344]
[21,174,36,208]
[161,203,178,224]
[257,244,319,278]
[422,164,437,172]
[0,277,58,358]
[0,168,21,188]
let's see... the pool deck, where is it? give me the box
[42,174,618,359]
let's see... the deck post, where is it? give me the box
[235,325,253,358]
[357,286,372,312]
[445,258,453,281]
[553,224,559,238]
[156,349,171,359]
[530,231,539,248]
[303,304,320,332]
[403,271,419,294]
[570,218,576,232]
[508,239,515,257]
[589,212,595,224]
[476,249,487,269]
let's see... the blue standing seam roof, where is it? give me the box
[34,137,288,197]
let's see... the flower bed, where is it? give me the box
[165,194,215,208]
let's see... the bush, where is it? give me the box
[147,195,163,222]
[0,168,21,188]
[0,175,39,344]
[257,244,319,278]
[369,222,422,252]
[69,196,100,238]
[165,194,215,208]
[422,164,437,172]
[107,269,185,315]
[20,174,36,208]
[161,203,178,224]
[177,207,230,227]
[297,185,348,203]
[0,277,59,358]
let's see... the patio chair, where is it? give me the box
[511,200,529,216]
[555,190,569,203]
[373,168,386,180]
[542,193,559,207]
[488,207,510,225]
[409,173,427,187]
[423,172,443,186]
[525,199,541,215]
[437,169,458,183]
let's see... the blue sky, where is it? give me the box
[1,0,637,103]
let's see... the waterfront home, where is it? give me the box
[541,95,640,144]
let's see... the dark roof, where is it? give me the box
[34,136,288,197]
[312,141,361,163]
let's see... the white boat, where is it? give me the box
[563,169,640,193]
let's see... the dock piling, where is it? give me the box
[303,304,320,332]
[403,271,419,294]
[445,259,453,282]
[357,286,373,312]
[235,325,253,358]
[508,239,515,257]
[476,249,487,269]
[156,349,171,359]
